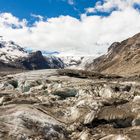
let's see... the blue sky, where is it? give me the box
[0,0,140,56]
[0,0,99,23]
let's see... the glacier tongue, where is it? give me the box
[60,56,96,70]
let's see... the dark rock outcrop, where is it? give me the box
[0,51,64,71]
[15,51,64,70]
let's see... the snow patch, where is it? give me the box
[60,56,96,69]
[0,39,28,62]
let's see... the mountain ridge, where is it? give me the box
[0,38,64,70]
[86,32,140,76]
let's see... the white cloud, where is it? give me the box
[0,0,140,56]
[68,0,74,5]
[31,14,44,21]
[86,0,140,13]
[0,13,27,28]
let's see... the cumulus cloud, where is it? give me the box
[0,0,140,56]
[0,13,27,28]
[86,0,140,13]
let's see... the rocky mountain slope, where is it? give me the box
[0,38,64,70]
[14,51,64,70]
[86,33,140,76]
[0,69,140,140]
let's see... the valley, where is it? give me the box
[0,30,140,140]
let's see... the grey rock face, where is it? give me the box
[15,51,64,70]
[0,69,140,140]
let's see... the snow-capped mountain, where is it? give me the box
[0,37,28,62]
[0,37,98,70]
[60,56,96,70]
[0,37,64,70]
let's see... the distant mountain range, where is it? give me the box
[0,38,64,70]
[0,33,140,76]
[0,37,97,71]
